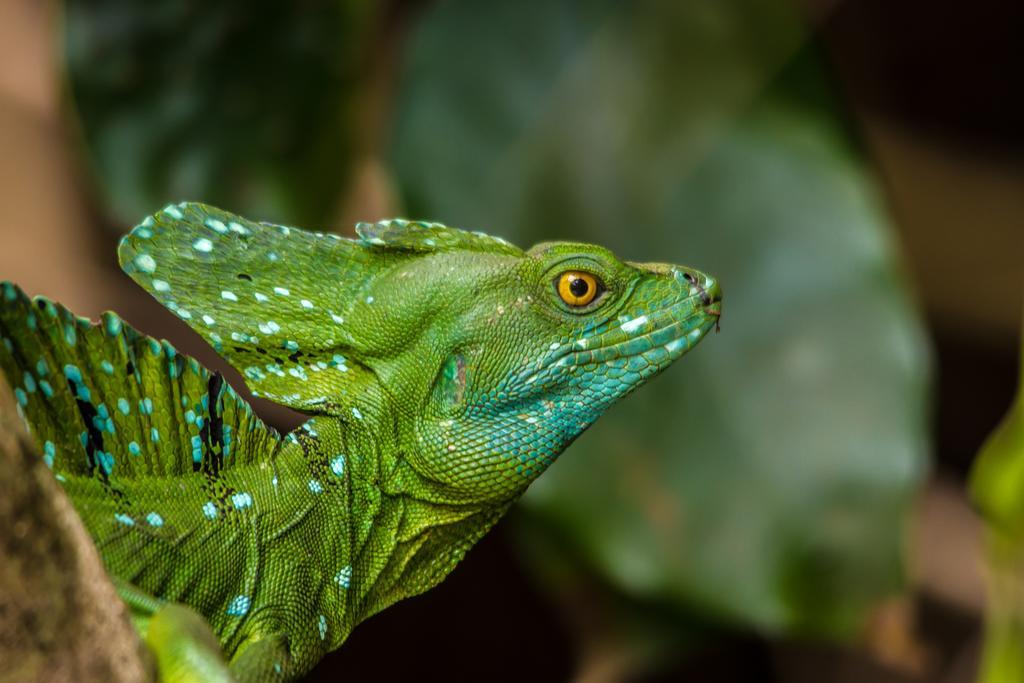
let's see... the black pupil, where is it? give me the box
[569,277,589,298]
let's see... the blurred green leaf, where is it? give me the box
[391,0,930,639]
[971,336,1024,532]
[971,323,1024,683]
[63,0,381,228]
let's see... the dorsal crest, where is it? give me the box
[355,218,522,256]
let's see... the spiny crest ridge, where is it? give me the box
[355,218,523,256]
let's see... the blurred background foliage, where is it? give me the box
[0,0,1021,681]
[971,330,1024,683]
[64,0,383,228]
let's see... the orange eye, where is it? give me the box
[556,271,599,307]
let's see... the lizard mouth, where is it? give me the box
[510,290,719,395]
[564,294,717,370]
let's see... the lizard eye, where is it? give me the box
[556,271,601,307]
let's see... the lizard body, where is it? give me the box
[0,202,720,681]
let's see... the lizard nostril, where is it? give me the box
[681,271,711,304]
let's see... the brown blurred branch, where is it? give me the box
[0,382,153,683]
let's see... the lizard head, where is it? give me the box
[119,204,720,505]
[374,240,722,502]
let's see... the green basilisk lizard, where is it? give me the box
[0,202,721,681]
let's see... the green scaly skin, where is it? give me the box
[0,202,721,681]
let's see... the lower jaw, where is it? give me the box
[585,314,716,367]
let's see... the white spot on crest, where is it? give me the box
[202,314,215,325]
[301,299,314,309]
[258,320,281,334]
[221,290,238,301]
[135,254,157,273]
[205,218,228,234]
[193,237,214,252]
[254,292,269,302]
[153,279,171,292]
[274,287,290,296]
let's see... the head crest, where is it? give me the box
[355,219,522,256]
[117,203,523,414]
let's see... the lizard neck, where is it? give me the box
[223,405,511,670]
[106,383,513,675]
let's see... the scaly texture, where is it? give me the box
[0,202,720,681]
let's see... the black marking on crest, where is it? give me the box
[198,372,226,477]
[68,378,106,482]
